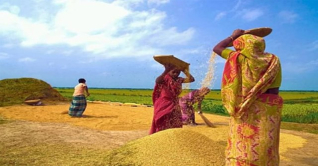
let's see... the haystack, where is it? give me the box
[0,78,67,106]
[104,128,225,165]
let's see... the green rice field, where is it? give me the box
[56,88,318,124]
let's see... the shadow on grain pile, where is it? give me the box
[105,128,226,166]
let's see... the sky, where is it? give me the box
[0,0,317,90]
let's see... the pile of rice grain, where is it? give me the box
[104,128,225,166]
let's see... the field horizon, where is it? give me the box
[54,87,318,92]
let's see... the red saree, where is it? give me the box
[149,74,183,134]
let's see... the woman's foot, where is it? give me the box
[189,122,198,126]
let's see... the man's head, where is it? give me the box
[78,78,86,83]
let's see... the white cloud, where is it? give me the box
[148,27,195,46]
[0,0,194,59]
[278,11,298,24]
[308,40,318,51]
[0,52,9,59]
[0,3,20,14]
[0,10,51,46]
[284,60,317,74]
[112,0,144,8]
[54,0,130,34]
[18,57,36,62]
[215,12,226,21]
[214,0,241,21]
[177,46,206,55]
[232,0,242,11]
[1,43,14,48]
[151,62,164,70]
[61,50,74,56]
[215,1,261,22]
[309,59,318,65]
[240,9,263,21]
[45,50,55,55]
[147,0,170,5]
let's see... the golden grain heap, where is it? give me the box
[104,128,225,166]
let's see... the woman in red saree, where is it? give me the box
[213,29,283,166]
[149,63,194,134]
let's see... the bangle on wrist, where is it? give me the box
[229,36,234,41]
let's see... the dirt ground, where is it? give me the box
[0,102,317,166]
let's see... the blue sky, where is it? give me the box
[0,0,317,90]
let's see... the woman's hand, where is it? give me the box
[231,29,245,39]
[183,68,195,83]
[197,97,204,102]
[213,29,245,55]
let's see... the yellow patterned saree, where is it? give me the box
[220,34,283,166]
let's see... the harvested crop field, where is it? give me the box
[0,102,318,166]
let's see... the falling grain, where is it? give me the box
[201,52,217,89]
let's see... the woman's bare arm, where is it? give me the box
[182,68,195,83]
[84,85,90,96]
[213,29,245,55]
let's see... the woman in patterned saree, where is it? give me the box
[213,29,283,166]
[179,87,210,125]
[149,63,195,134]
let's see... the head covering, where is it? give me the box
[233,34,265,54]
[198,87,210,97]
[221,34,281,118]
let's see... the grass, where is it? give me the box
[55,88,318,134]
[1,83,318,134]
[55,88,318,124]
[58,88,153,105]
[0,78,67,107]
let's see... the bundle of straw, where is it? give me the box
[198,113,215,128]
